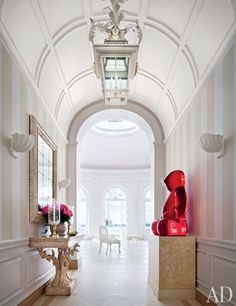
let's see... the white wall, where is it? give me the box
[0,42,67,305]
[165,38,236,302]
[79,169,151,239]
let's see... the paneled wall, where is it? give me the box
[165,39,236,301]
[165,39,236,241]
[0,42,67,305]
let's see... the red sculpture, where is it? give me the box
[152,170,188,236]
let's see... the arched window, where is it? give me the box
[78,188,88,233]
[144,188,153,228]
[104,188,127,232]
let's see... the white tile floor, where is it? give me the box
[34,240,201,306]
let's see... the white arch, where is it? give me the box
[66,101,165,230]
[68,100,164,143]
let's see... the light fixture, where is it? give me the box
[10,133,35,158]
[89,0,142,105]
[199,133,224,158]
[58,178,71,190]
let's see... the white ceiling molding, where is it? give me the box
[137,68,178,119]
[30,0,75,113]
[55,90,66,119]
[166,90,178,119]
[164,23,236,142]
[231,0,236,20]
[1,0,235,139]
[55,69,94,119]
[35,47,50,84]
[0,20,68,142]
[0,0,5,19]
[155,0,204,113]
[182,46,199,85]
[53,20,87,45]
[67,68,94,89]
[144,21,179,47]
[138,69,164,89]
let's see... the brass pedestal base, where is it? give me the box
[46,279,77,296]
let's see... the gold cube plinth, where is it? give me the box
[148,235,196,300]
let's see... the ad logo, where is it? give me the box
[207,286,233,304]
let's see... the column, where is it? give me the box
[152,142,165,220]
[67,141,78,230]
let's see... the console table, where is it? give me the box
[30,233,85,296]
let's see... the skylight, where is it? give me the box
[92,120,139,135]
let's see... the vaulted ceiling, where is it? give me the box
[0,0,235,139]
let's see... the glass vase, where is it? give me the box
[47,198,60,237]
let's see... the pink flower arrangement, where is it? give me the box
[40,203,73,224]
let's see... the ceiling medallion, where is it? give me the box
[89,0,142,105]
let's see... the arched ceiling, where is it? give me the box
[78,109,152,170]
[0,0,235,139]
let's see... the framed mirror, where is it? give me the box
[29,115,57,223]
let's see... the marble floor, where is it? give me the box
[34,240,201,306]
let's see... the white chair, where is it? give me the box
[99,225,121,254]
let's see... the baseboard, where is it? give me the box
[17,279,51,306]
[196,290,217,306]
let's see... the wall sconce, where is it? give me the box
[58,178,71,190]
[199,133,224,158]
[10,133,35,158]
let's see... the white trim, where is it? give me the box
[164,24,236,142]
[0,39,3,240]
[0,22,68,143]
[0,238,29,250]
[214,62,224,239]
[233,42,236,241]
[11,62,21,238]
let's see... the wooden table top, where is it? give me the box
[30,233,85,248]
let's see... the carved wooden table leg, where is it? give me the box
[38,243,79,296]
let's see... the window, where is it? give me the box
[144,188,153,228]
[78,188,87,233]
[104,188,127,232]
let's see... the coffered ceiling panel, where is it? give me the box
[39,0,83,37]
[2,0,46,74]
[55,26,92,83]
[157,95,175,135]
[69,74,103,113]
[38,53,64,114]
[130,74,162,115]
[0,0,235,139]
[148,0,196,37]
[57,95,75,135]
[168,52,195,114]
[140,25,178,83]
[187,0,234,76]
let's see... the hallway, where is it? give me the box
[34,240,201,306]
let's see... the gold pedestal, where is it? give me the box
[148,235,196,300]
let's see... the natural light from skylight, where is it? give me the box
[92,120,139,135]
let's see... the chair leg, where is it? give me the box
[106,243,109,255]
[110,244,112,252]
[118,243,121,253]
[99,241,102,253]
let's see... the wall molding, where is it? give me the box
[0,239,54,306]
[196,237,236,306]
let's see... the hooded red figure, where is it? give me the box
[152,170,188,236]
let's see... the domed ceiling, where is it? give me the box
[0,0,235,139]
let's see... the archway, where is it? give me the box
[67,100,165,231]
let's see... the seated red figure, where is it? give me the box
[152,170,188,236]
